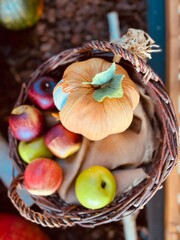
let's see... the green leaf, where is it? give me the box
[82,62,116,86]
[92,62,116,86]
[82,62,125,102]
[94,74,125,102]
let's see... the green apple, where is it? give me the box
[18,136,53,164]
[75,166,116,209]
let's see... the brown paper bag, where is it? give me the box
[57,86,159,204]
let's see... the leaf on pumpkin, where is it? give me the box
[92,62,116,86]
[94,74,125,102]
[82,62,116,86]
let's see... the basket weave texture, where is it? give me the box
[8,40,178,228]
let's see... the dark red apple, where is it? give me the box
[44,123,82,158]
[28,76,57,110]
[0,213,49,240]
[9,105,44,141]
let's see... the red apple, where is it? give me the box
[28,76,57,110]
[44,123,82,158]
[9,105,44,141]
[24,158,63,196]
[0,213,49,240]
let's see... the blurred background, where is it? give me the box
[0,0,179,239]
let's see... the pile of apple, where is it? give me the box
[9,76,116,210]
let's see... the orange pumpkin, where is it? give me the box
[53,58,140,141]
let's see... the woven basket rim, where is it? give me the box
[8,40,178,228]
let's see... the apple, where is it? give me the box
[9,105,44,141]
[24,158,63,196]
[18,136,53,164]
[44,123,82,158]
[28,76,57,110]
[0,213,49,240]
[75,166,116,209]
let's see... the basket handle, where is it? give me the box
[8,173,65,228]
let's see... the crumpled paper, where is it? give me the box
[57,85,160,204]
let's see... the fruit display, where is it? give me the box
[8,75,83,200]
[4,0,177,227]
[8,55,156,210]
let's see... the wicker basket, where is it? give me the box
[8,40,178,228]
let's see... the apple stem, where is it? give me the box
[122,214,138,240]
[101,181,106,189]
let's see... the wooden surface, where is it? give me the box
[165,0,180,240]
